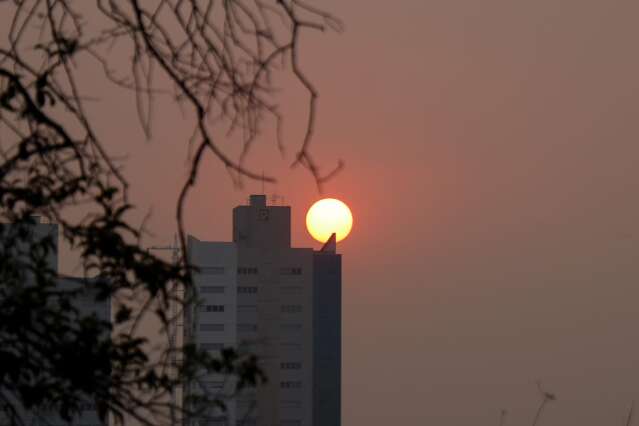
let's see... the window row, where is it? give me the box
[198,266,302,276]
[200,342,224,351]
[196,416,227,426]
[281,305,302,313]
[200,286,225,294]
[280,420,302,426]
[280,285,303,295]
[238,323,258,332]
[280,381,302,389]
[281,342,302,350]
[199,266,225,275]
[280,267,303,276]
[200,324,224,331]
[199,286,259,294]
[199,304,225,313]
[280,362,302,370]
[201,381,225,389]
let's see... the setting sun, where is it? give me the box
[306,198,353,243]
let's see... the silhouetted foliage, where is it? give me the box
[0,1,340,425]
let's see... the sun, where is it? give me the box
[306,198,353,243]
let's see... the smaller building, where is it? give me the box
[0,218,111,426]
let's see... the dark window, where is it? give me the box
[199,304,224,313]
[281,342,302,350]
[238,267,259,275]
[238,323,258,332]
[280,267,302,276]
[199,266,225,275]
[199,416,228,426]
[238,286,258,294]
[203,381,224,389]
[280,362,302,370]
[200,324,224,331]
[238,305,257,312]
[200,286,225,294]
[200,343,223,351]
[280,285,303,294]
[281,305,302,314]
[280,381,302,389]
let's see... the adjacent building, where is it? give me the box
[185,195,341,426]
[0,218,110,426]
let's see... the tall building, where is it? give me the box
[185,195,341,426]
[0,218,110,426]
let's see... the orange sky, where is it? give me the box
[3,1,639,425]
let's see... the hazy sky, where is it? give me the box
[4,1,639,425]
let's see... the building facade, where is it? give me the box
[185,195,341,426]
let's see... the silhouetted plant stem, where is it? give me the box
[625,401,634,426]
[532,381,556,426]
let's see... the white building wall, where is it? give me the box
[187,236,238,426]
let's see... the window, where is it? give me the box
[199,305,225,313]
[281,305,302,314]
[237,419,257,426]
[280,381,302,389]
[238,342,258,353]
[200,286,225,294]
[281,342,302,350]
[238,286,258,294]
[200,342,223,351]
[280,362,302,370]
[280,420,302,426]
[203,381,225,390]
[280,267,302,276]
[238,305,257,312]
[200,324,224,331]
[198,416,228,426]
[280,285,303,295]
[238,267,259,275]
[280,400,302,408]
[238,323,258,332]
[280,323,302,332]
[199,266,225,275]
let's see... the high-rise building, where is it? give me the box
[185,195,341,426]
